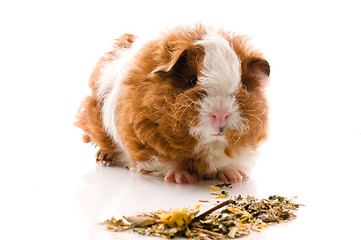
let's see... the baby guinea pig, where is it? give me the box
[75,25,270,184]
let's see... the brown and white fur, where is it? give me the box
[75,25,270,184]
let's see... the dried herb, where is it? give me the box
[215,183,233,188]
[104,193,301,239]
[193,200,233,222]
[209,185,220,191]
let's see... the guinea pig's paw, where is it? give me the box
[218,169,248,183]
[96,149,115,166]
[165,170,197,184]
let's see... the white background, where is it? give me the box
[1,0,360,239]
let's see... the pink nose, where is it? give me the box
[210,109,230,133]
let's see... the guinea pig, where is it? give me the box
[75,24,270,184]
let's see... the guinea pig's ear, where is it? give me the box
[152,49,187,73]
[243,58,270,90]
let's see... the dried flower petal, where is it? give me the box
[258,224,268,229]
[160,209,190,229]
[209,185,220,191]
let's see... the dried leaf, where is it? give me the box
[124,216,156,227]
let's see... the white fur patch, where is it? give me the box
[200,141,233,173]
[190,31,252,175]
[198,141,256,177]
[133,156,172,177]
[195,32,241,96]
[97,37,149,148]
[191,31,246,142]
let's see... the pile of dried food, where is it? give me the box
[104,185,301,239]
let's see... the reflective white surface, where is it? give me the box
[1,1,360,239]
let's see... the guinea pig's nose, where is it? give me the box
[210,109,230,133]
[219,126,226,133]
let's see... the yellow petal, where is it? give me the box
[258,224,268,229]
[160,213,171,222]
[227,207,242,214]
[216,193,223,199]
[162,210,190,229]
[210,185,220,191]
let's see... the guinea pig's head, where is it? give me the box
[149,26,270,158]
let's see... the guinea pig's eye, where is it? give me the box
[190,75,198,88]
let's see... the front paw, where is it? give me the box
[165,170,197,184]
[96,149,116,166]
[218,169,247,183]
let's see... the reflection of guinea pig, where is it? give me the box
[75,24,270,184]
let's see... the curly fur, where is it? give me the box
[75,24,270,182]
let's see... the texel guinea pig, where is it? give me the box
[75,24,270,184]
